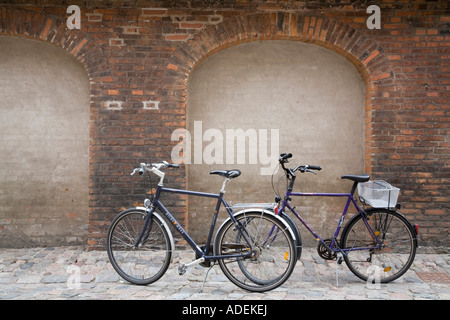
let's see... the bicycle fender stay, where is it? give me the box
[130,207,176,262]
[344,207,419,248]
[370,207,419,248]
[264,209,302,260]
[216,208,298,243]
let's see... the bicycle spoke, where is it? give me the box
[107,210,172,285]
[215,212,296,292]
[341,209,416,283]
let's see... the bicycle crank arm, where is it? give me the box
[177,257,205,275]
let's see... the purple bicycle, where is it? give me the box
[273,153,418,284]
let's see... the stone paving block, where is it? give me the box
[0,246,448,300]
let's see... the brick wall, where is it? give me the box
[0,0,448,248]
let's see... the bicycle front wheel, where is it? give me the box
[341,208,417,283]
[214,211,297,292]
[107,209,172,285]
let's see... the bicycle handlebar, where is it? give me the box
[279,153,292,162]
[130,161,180,186]
[130,161,180,176]
[278,153,322,176]
[294,165,322,175]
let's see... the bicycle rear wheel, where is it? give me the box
[214,211,297,292]
[341,208,417,283]
[107,209,172,285]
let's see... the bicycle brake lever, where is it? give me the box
[130,167,145,175]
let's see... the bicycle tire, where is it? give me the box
[340,208,417,283]
[214,211,297,292]
[107,209,172,285]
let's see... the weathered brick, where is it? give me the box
[165,33,190,41]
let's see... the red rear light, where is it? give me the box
[415,224,419,235]
[274,207,278,214]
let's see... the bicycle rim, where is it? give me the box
[214,212,296,292]
[107,210,172,285]
[341,209,416,283]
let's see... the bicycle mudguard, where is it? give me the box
[215,208,299,258]
[130,207,176,261]
[263,207,302,260]
[276,211,302,260]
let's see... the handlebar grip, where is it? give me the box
[280,153,292,160]
[308,165,322,171]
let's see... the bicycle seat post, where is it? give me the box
[220,177,231,194]
[210,169,240,193]
[340,174,370,196]
[350,182,358,196]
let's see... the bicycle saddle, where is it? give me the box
[341,174,370,182]
[210,169,241,179]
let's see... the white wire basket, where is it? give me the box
[358,180,400,208]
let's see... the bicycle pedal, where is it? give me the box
[177,264,187,275]
[337,256,343,264]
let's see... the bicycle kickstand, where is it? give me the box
[335,253,343,287]
[199,265,214,294]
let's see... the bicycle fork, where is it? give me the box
[133,199,155,249]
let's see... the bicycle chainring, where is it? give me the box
[196,245,214,268]
[317,239,337,260]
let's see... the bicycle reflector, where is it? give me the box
[415,224,419,235]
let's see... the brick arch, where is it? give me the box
[165,12,395,173]
[0,7,108,79]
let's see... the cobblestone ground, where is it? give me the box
[0,246,449,300]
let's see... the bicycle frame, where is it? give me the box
[136,183,254,262]
[279,187,383,255]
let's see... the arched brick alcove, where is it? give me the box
[162,12,395,235]
[164,12,395,172]
[0,7,109,247]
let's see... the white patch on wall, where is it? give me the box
[143,100,160,110]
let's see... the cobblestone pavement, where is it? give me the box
[0,246,449,300]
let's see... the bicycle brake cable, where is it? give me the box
[271,163,282,198]
[143,168,154,201]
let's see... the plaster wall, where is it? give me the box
[0,36,90,247]
[187,41,365,244]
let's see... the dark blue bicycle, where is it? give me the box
[106,161,297,292]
